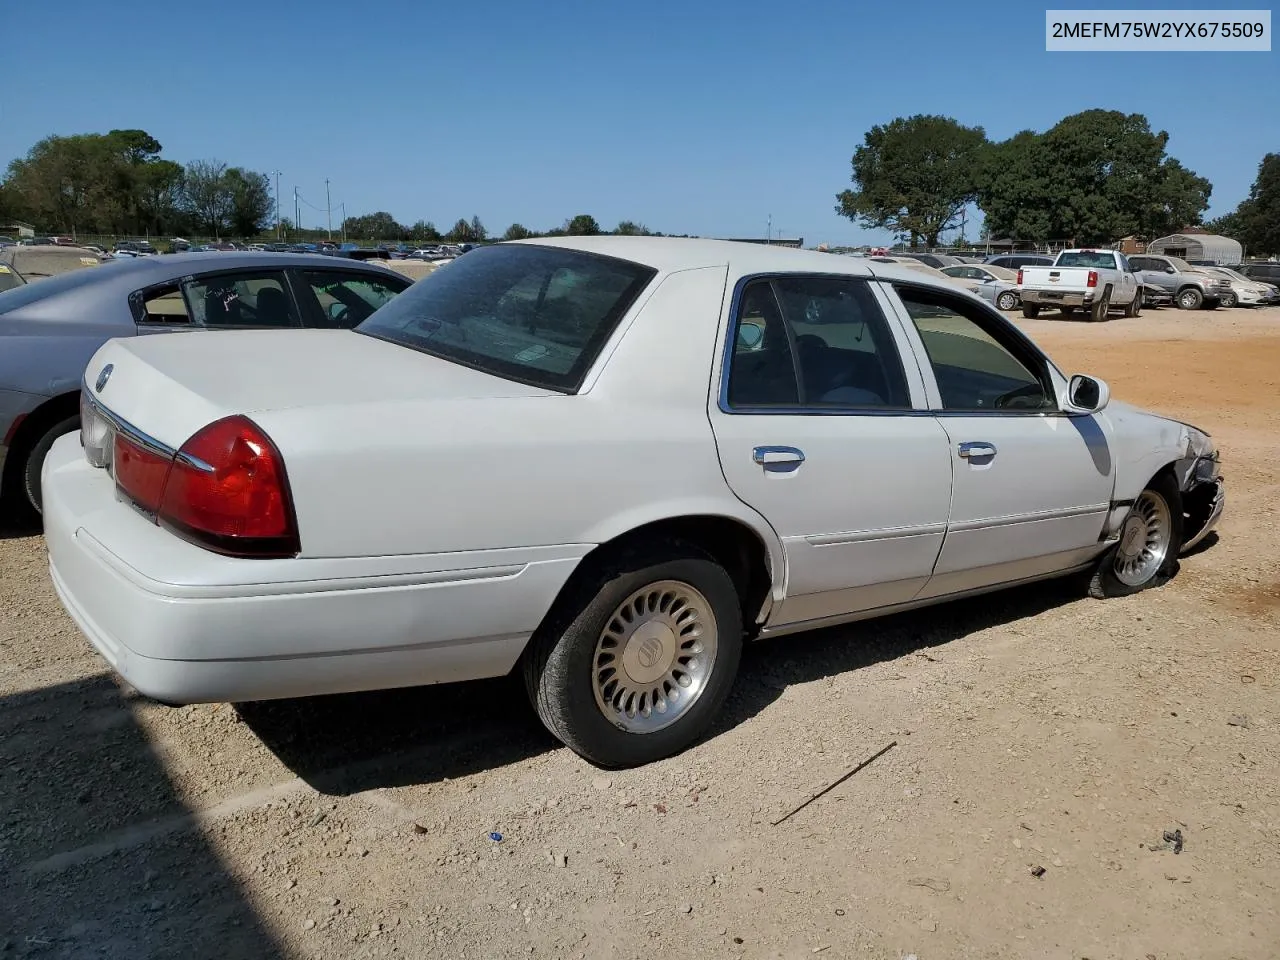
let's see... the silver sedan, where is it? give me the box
[942,264,1021,311]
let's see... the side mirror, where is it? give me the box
[737,321,765,350]
[1067,374,1110,413]
[328,301,350,322]
[1165,266,1176,274]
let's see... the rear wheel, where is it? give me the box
[523,540,743,768]
[19,416,79,518]
[1124,288,1143,318]
[1089,474,1183,598]
[1089,288,1112,322]
[1021,303,1041,319]
[1177,287,1204,310]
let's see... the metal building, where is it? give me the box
[1145,233,1243,265]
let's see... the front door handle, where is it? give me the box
[753,445,805,472]
[958,441,997,460]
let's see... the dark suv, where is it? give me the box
[984,253,1055,271]
[1234,261,1280,285]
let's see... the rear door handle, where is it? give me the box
[958,441,997,460]
[753,446,805,472]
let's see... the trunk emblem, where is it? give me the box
[95,364,114,393]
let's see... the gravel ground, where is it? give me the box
[1,305,1277,960]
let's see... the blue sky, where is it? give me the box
[2,1,1275,245]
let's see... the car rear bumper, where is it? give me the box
[42,434,585,705]
[1020,289,1092,307]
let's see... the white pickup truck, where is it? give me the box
[1016,249,1143,322]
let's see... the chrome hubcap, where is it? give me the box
[1180,291,1198,308]
[1113,491,1172,586]
[592,580,717,734]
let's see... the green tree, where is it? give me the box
[565,214,601,236]
[225,168,273,237]
[836,114,987,248]
[613,220,650,235]
[976,110,1211,245]
[181,160,234,236]
[343,211,406,241]
[469,215,487,241]
[1233,153,1280,255]
[503,223,534,240]
[410,219,441,242]
[445,217,486,242]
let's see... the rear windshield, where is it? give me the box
[1055,251,1118,269]
[356,243,656,392]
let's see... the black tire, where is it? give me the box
[996,291,1018,311]
[1220,291,1237,308]
[1021,303,1041,319]
[1089,473,1184,599]
[523,539,743,769]
[1124,288,1143,318]
[1089,287,1112,322]
[1176,287,1203,310]
[20,415,79,517]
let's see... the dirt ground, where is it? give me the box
[2,305,1278,960]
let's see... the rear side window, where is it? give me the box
[0,264,23,293]
[357,244,655,392]
[727,276,911,410]
[184,271,300,328]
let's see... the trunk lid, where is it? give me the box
[85,328,556,448]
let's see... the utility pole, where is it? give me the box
[766,213,772,244]
[340,203,346,243]
[272,171,282,240]
[325,178,332,240]
[294,187,300,235]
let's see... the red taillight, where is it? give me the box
[114,433,173,514]
[1016,269,1023,285]
[1087,270,1099,288]
[157,416,299,557]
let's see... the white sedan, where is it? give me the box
[43,238,1225,769]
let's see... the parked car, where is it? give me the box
[1126,254,1230,311]
[43,238,1224,769]
[0,252,413,520]
[115,240,157,257]
[897,252,963,269]
[0,244,106,280]
[1233,261,1280,287]
[1196,266,1278,307]
[984,254,1055,271]
[0,262,26,293]
[867,257,981,294]
[941,263,1020,310]
[1016,249,1143,321]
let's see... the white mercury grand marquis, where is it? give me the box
[43,237,1225,768]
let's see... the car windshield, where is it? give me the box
[1055,251,1117,269]
[356,243,656,392]
[0,265,25,292]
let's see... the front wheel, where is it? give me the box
[523,540,743,768]
[1177,287,1204,310]
[1220,291,1238,308]
[996,291,1019,311]
[1089,475,1183,598]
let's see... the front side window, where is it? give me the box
[896,286,1055,412]
[183,271,299,328]
[356,244,656,392]
[302,271,406,328]
[727,276,911,410]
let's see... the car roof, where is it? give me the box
[510,236,968,294]
[0,251,405,321]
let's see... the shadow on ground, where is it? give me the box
[0,675,285,959]
[239,575,1085,793]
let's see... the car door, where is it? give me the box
[1113,254,1137,303]
[708,274,954,628]
[1131,257,1173,297]
[885,282,1115,598]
